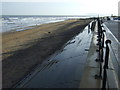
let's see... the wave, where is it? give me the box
[1,16,89,32]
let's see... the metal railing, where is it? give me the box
[94,18,112,89]
[95,18,105,79]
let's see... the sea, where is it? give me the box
[1,15,90,33]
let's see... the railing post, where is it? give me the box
[102,40,111,89]
[102,67,107,90]
[104,40,111,69]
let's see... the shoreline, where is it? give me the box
[2,19,92,88]
[2,15,89,33]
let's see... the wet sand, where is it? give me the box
[2,19,92,88]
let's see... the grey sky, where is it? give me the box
[2,2,83,15]
[118,1,120,16]
[2,0,119,16]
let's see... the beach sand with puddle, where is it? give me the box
[2,19,92,88]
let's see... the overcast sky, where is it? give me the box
[1,0,120,16]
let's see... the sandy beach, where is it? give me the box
[2,19,92,88]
